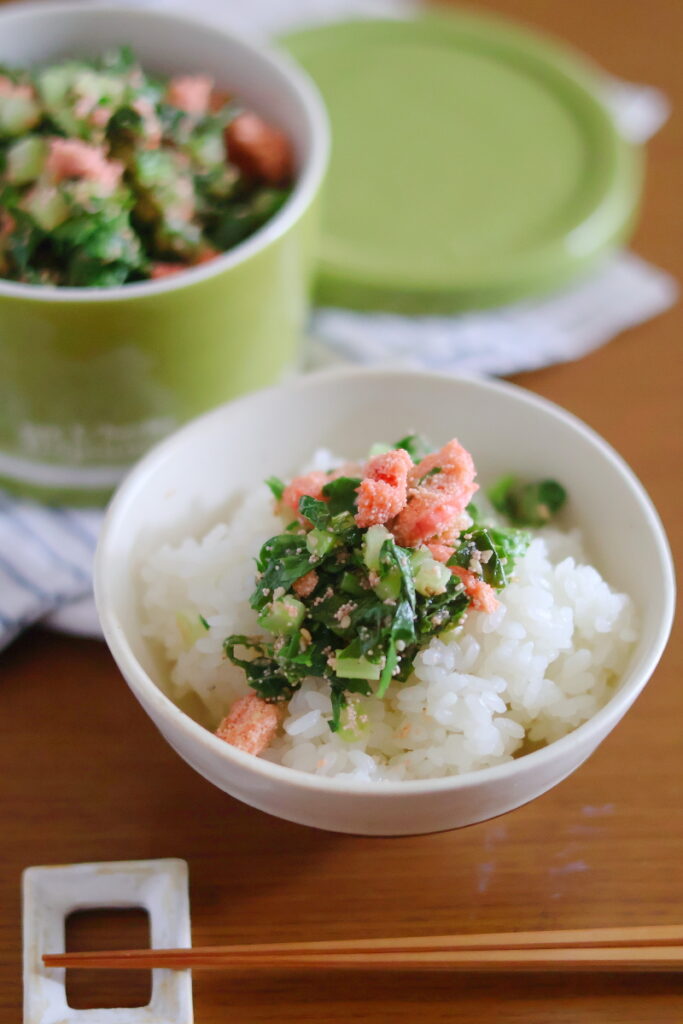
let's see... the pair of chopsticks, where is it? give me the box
[44,924,683,973]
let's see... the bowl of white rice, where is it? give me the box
[95,368,674,835]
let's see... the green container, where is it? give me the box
[0,3,329,504]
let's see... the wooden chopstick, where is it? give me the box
[44,947,683,973]
[43,925,683,972]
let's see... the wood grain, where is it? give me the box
[1,0,682,1020]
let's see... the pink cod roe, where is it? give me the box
[215,693,280,756]
[166,74,214,115]
[427,543,499,614]
[281,465,359,523]
[450,565,499,614]
[0,77,36,102]
[355,448,413,528]
[226,112,293,184]
[45,137,124,194]
[281,470,330,520]
[293,570,319,598]
[391,439,478,548]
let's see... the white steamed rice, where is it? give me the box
[139,460,638,782]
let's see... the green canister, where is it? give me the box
[0,3,329,504]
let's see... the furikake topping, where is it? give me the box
[224,439,535,734]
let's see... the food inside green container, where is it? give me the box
[0,46,294,287]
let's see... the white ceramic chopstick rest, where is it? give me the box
[22,858,193,1024]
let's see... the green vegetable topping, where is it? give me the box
[394,433,433,461]
[488,475,567,527]
[306,528,338,559]
[465,501,480,522]
[447,526,530,589]
[362,524,392,572]
[265,476,285,501]
[321,476,362,516]
[224,452,531,735]
[258,596,305,635]
[414,558,451,597]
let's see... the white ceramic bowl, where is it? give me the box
[95,369,675,835]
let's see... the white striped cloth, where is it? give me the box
[0,0,677,650]
[0,496,99,649]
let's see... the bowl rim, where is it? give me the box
[95,366,676,796]
[0,1,330,304]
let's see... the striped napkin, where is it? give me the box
[0,0,677,651]
[0,496,100,649]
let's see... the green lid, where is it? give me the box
[283,12,642,313]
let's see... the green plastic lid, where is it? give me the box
[283,12,642,313]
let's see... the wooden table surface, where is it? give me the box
[2,0,682,1020]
